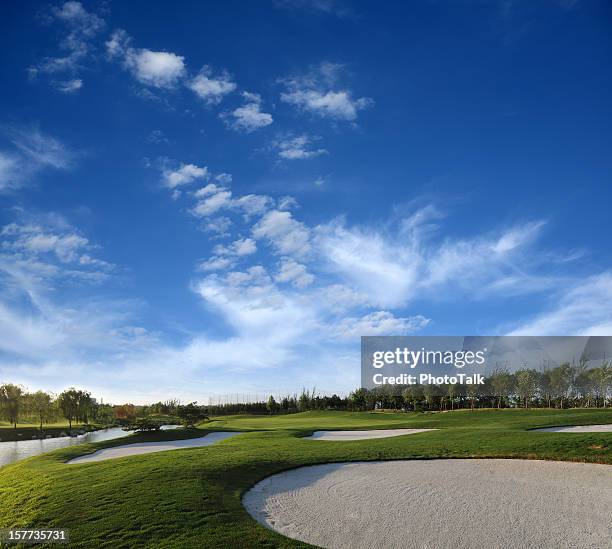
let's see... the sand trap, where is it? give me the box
[305,429,437,441]
[532,424,612,433]
[244,459,612,549]
[67,431,242,464]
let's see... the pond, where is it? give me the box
[0,425,179,468]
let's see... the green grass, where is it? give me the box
[0,408,611,548]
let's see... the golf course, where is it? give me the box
[0,408,611,548]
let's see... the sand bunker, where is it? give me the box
[532,424,612,433]
[305,429,437,441]
[67,431,242,464]
[244,459,612,549]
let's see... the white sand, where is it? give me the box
[243,459,612,549]
[67,431,242,464]
[305,429,437,441]
[532,424,612,433]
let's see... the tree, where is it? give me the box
[57,388,80,430]
[177,402,209,427]
[466,382,479,411]
[29,391,54,432]
[490,368,514,408]
[349,388,367,411]
[550,363,572,408]
[591,361,612,408]
[402,386,418,411]
[266,395,279,415]
[446,384,457,411]
[76,390,93,424]
[515,369,539,408]
[0,383,24,429]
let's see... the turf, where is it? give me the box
[0,408,610,548]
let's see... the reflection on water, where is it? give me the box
[0,425,179,467]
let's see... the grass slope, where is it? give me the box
[0,409,611,548]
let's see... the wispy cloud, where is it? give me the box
[331,311,430,340]
[275,258,314,288]
[188,66,237,105]
[252,210,312,258]
[198,238,257,272]
[29,1,105,92]
[274,134,328,160]
[0,126,75,192]
[221,92,273,133]
[281,62,373,122]
[313,210,549,308]
[507,273,612,336]
[162,162,209,189]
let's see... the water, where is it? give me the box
[0,425,179,468]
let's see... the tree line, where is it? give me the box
[252,363,612,415]
[0,384,211,433]
[0,384,114,431]
[3,362,610,427]
[351,361,612,412]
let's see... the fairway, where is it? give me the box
[0,408,611,548]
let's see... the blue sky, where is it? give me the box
[1,0,611,403]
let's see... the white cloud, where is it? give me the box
[278,196,299,210]
[197,256,235,272]
[9,126,74,169]
[192,189,233,216]
[215,173,232,184]
[30,2,105,90]
[224,238,257,256]
[125,49,186,88]
[194,266,315,341]
[188,66,236,104]
[282,90,371,121]
[275,258,314,288]
[222,92,273,133]
[252,210,311,257]
[492,221,546,254]
[201,216,232,238]
[53,78,83,93]
[199,238,258,272]
[194,183,224,197]
[2,221,112,269]
[281,63,372,121]
[50,1,105,36]
[233,194,274,217]
[0,152,20,192]
[275,134,328,160]
[507,273,612,336]
[317,284,370,312]
[191,185,273,219]
[0,127,75,193]
[314,213,549,308]
[163,163,208,189]
[105,29,130,59]
[331,311,430,340]
[106,29,186,89]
